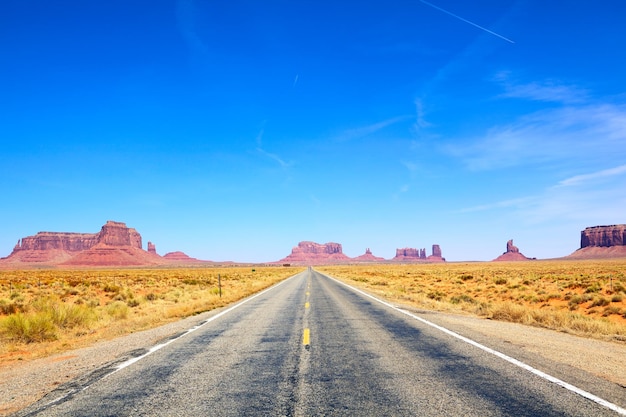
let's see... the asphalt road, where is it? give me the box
[17,269,625,416]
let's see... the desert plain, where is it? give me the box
[1,259,625,366]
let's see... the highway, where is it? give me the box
[18,269,625,416]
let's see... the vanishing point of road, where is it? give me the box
[17,269,626,416]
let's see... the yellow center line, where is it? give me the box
[303,328,310,346]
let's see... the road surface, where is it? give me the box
[17,269,625,416]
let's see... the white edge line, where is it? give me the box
[321,272,626,416]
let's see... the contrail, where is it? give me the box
[419,0,515,44]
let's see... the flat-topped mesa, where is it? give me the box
[393,245,445,262]
[567,224,626,259]
[395,248,420,259]
[581,225,626,247]
[13,232,99,252]
[292,241,344,255]
[277,241,351,265]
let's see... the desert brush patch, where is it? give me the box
[318,259,626,341]
[0,266,303,363]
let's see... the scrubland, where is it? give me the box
[319,259,626,342]
[0,266,302,364]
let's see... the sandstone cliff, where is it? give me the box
[580,225,626,247]
[568,225,626,259]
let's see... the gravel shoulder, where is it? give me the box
[2,297,625,416]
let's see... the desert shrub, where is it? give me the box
[1,313,57,343]
[585,282,602,293]
[31,297,94,329]
[589,297,610,308]
[126,298,140,308]
[426,291,445,301]
[0,298,21,315]
[459,274,473,281]
[450,294,475,304]
[145,292,158,301]
[611,294,623,302]
[103,283,121,294]
[568,295,583,310]
[494,277,508,285]
[602,306,622,317]
[106,301,129,320]
[489,303,530,323]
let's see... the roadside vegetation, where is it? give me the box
[0,266,302,363]
[318,259,626,342]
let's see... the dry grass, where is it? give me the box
[318,259,626,342]
[0,266,302,363]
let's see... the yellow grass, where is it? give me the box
[318,259,626,342]
[0,266,303,364]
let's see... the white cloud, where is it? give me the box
[256,147,293,169]
[337,116,412,142]
[557,164,626,187]
[494,74,589,104]
[445,102,626,171]
[457,196,537,213]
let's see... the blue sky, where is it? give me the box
[2,1,625,262]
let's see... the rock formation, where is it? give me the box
[147,241,157,254]
[392,245,445,262]
[580,225,626,247]
[493,239,530,261]
[162,251,202,262]
[2,221,168,266]
[568,225,626,259]
[276,241,351,265]
[352,248,385,262]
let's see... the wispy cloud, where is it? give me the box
[445,101,626,171]
[494,73,589,104]
[557,164,626,187]
[256,147,293,169]
[414,99,431,130]
[457,196,537,213]
[456,166,626,227]
[337,116,412,142]
[177,0,208,55]
[255,125,293,169]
